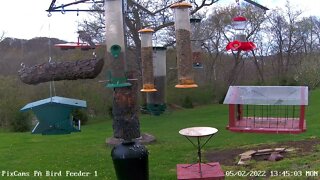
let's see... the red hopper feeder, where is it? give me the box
[226,16,256,52]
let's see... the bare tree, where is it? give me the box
[80,0,219,61]
[295,54,320,89]
[0,31,5,42]
[266,1,303,84]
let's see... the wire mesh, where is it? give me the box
[235,105,301,129]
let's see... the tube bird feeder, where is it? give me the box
[190,18,203,68]
[105,0,131,88]
[171,2,198,88]
[147,47,167,115]
[139,28,157,92]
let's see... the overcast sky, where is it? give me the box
[0,0,92,42]
[0,0,319,42]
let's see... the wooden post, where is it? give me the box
[112,72,140,140]
[299,105,305,130]
[236,104,243,120]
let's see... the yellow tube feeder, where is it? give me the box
[139,28,157,92]
[171,2,198,88]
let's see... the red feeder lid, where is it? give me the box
[233,16,247,22]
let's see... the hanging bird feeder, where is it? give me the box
[190,18,203,69]
[105,0,131,88]
[139,28,157,92]
[146,47,167,115]
[21,96,87,135]
[226,16,256,52]
[171,2,198,88]
[54,31,101,51]
[223,86,308,134]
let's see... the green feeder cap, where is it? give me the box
[110,45,121,58]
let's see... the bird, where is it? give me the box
[20,62,26,68]
[77,30,96,49]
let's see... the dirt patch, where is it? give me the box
[205,138,320,166]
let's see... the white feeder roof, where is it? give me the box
[223,86,308,105]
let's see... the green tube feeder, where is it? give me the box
[105,44,131,88]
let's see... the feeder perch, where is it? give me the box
[139,28,157,92]
[223,86,308,134]
[226,16,256,52]
[171,2,198,88]
[106,71,131,88]
[20,96,87,135]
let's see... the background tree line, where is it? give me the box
[1,0,320,131]
[80,0,320,97]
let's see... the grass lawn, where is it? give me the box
[0,89,320,179]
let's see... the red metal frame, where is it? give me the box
[54,37,101,50]
[227,104,306,134]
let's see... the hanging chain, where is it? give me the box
[236,0,241,15]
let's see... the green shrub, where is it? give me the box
[107,106,113,119]
[182,96,194,108]
[10,111,31,132]
[72,109,89,125]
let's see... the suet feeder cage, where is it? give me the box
[20,96,87,135]
[171,2,198,88]
[139,28,157,92]
[226,16,256,52]
[190,18,203,69]
[147,47,167,115]
[223,86,308,134]
[105,0,131,88]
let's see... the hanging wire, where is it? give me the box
[61,4,66,14]
[47,19,56,98]
[122,0,128,73]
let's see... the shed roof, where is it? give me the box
[21,96,87,111]
[223,86,308,105]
